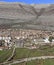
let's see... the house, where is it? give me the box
[44,38,50,43]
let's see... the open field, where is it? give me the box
[0,48,13,63]
[13,45,54,60]
[12,59,54,65]
[0,45,54,64]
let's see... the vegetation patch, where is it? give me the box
[0,48,13,63]
[13,46,54,60]
[12,59,54,65]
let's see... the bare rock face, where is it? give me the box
[0,3,54,31]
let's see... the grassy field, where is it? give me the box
[0,48,13,63]
[0,45,54,64]
[12,59,54,65]
[13,45,54,60]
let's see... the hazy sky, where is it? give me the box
[0,0,54,4]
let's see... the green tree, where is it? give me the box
[49,36,54,42]
[0,40,5,46]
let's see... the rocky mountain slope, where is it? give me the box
[0,3,54,31]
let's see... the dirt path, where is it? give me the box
[2,56,54,65]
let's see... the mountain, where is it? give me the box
[0,3,54,31]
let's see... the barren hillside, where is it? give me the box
[0,3,54,31]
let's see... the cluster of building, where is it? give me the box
[0,29,54,50]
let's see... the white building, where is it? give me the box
[0,37,11,47]
[44,38,50,43]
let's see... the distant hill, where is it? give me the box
[0,3,54,31]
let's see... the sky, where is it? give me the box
[0,0,54,4]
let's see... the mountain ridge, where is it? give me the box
[0,3,54,31]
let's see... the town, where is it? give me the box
[0,29,54,50]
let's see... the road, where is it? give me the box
[2,56,54,65]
